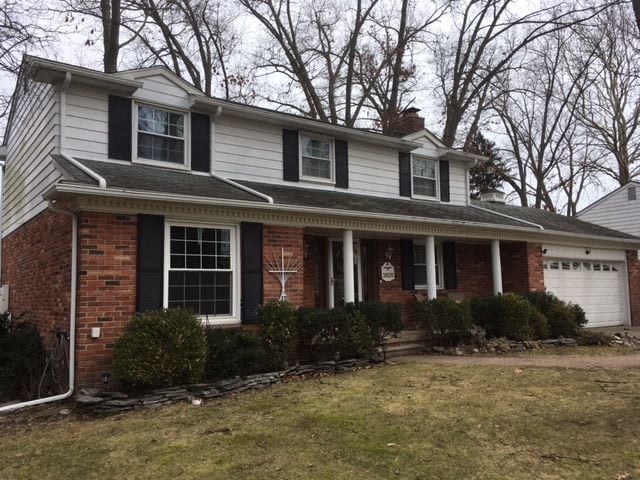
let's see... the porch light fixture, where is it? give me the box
[542,248,547,254]
[385,243,394,261]
[585,249,591,255]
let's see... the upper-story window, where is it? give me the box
[300,133,334,182]
[412,156,438,199]
[136,104,186,165]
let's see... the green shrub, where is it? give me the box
[414,297,474,346]
[297,307,376,364]
[0,325,47,401]
[471,293,548,341]
[257,301,298,369]
[354,301,403,349]
[113,308,207,388]
[0,313,10,336]
[523,290,587,338]
[204,328,266,380]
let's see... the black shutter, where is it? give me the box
[191,112,211,172]
[241,222,263,324]
[439,160,450,202]
[283,129,299,182]
[442,241,457,290]
[136,214,164,312]
[335,139,349,188]
[399,152,411,197]
[108,95,132,161]
[400,239,415,290]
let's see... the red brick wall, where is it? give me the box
[627,250,640,326]
[501,242,544,293]
[376,240,417,327]
[448,243,493,297]
[1,209,72,345]
[75,213,137,389]
[262,225,305,307]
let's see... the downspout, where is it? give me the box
[0,73,82,414]
[0,201,77,413]
[470,203,544,230]
[207,106,273,204]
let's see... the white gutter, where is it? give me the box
[470,203,544,230]
[0,200,77,413]
[60,153,107,189]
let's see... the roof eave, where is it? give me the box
[437,147,487,164]
[190,95,421,151]
[25,56,142,94]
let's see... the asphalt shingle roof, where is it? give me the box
[472,200,638,240]
[51,156,639,241]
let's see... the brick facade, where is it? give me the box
[501,242,544,293]
[75,213,137,389]
[627,250,640,326]
[377,240,417,326]
[1,209,72,345]
[262,225,305,307]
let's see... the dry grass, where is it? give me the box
[516,346,640,357]
[2,363,640,479]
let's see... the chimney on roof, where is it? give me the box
[479,189,506,204]
[389,107,425,137]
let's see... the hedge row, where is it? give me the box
[415,291,587,346]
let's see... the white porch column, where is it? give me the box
[491,239,503,294]
[426,235,437,300]
[342,229,355,304]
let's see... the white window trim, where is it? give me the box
[132,101,191,171]
[298,131,335,185]
[411,155,440,201]
[413,241,444,290]
[163,220,241,325]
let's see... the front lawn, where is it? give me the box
[1,363,639,479]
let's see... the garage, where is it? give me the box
[542,246,629,327]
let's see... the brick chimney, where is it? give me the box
[389,107,425,137]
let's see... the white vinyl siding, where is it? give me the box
[578,184,640,238]
[3,80,61,237]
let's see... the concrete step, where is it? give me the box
[386,330,427,345]
[384,342,425,358]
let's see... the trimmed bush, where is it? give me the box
[414,297,474,346]
[354,301,403,349]
[257,301,298,369]
[471,293,548,341]
[523,290,587,338]
[113,308,207,388]
[204,328,266,380]
[0,324,47,401]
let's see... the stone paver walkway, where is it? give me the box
[394,353,640,370]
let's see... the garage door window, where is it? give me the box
[543,260,619,273]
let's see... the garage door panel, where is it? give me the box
[543,258,626,327]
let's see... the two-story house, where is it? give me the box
[3,56,640,389]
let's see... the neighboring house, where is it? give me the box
[2,56,640,389]
[577,182,640,238]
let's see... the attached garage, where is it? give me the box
[542,245,629,327]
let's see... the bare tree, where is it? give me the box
[431,0,616,148]
[240,0,446,130]
[573,3,640,186]
[491,31,594,210]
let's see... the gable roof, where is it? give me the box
[576,182,640,217]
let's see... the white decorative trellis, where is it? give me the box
[264,247,303,301]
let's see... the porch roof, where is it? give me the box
[51,156,639,242]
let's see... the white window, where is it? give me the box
[300,133,333,181]
[164,223,238,323]
[412,157,438,199]
[136,104,186,165]
[413,242,443,289]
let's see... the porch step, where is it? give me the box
[385,330,427,345]
[384,342,425,358]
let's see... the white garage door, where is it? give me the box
[543,259,627,327]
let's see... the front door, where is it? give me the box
[328,239,362,307]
